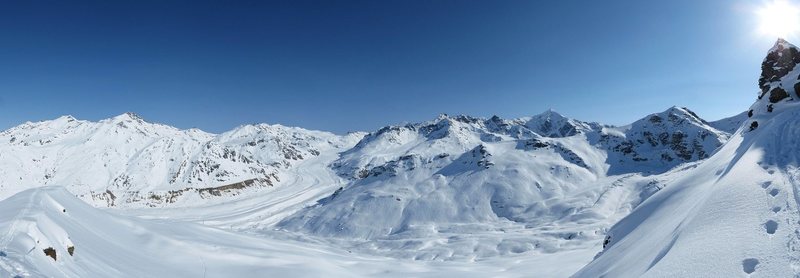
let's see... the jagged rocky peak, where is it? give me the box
[759,38,800,100]
[747,39,800,131]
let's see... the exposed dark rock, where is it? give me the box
[520,138,550,150]
[357,169,369,179]
[750,121,759,131]
[472,145,494,169]
[648,116,663,123]
[361,154,423,178]
[795,82,800,98]
[748,110,754,117]
[43,247,56,261]
[769,87,789,103]
[67,246,75,256]
[197,177,275,197]
[519,139,588,169]
[759,39,800,96]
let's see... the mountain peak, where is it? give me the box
[769,38,796,53]
[663,106,702,121]
[746,39,800,131]
[633,106,710,129]
[110,112,146,123]
[55,115,77,122]
[530,109,569,124]
[525,109,584,137]
[758,38,800,100]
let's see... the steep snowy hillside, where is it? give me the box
[575,39,800,277]
[0,113,363,207]
[276,107,731,260]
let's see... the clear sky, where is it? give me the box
[0,0,791,134]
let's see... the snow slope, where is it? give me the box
[575,38,800,277]
[0,186,606,277]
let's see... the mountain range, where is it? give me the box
[1,39,797,277]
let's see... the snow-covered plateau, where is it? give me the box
[3,39,800,277]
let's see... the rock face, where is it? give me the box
[747,39,800,132]
[759,38,800,98]
[600,107,729,174]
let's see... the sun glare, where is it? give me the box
[758,0,800,38]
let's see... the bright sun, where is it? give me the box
[758,0,800,38]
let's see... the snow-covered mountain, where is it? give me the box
[0,105,739,274]
[0,112,363,207]
[0,40,784,277]
[275,106,731,260]
[574,38,800,277]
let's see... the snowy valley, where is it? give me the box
[4,39,800,277]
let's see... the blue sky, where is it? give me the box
[0,0,788,133]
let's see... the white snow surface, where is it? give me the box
[575,101,800,277]
[0,186,596,277]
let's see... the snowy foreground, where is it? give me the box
[0,187,592,277]
[2,39,800,277]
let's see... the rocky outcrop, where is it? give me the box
[759,38,800,97]
[601,107,727,174]
[746,39,800,132]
